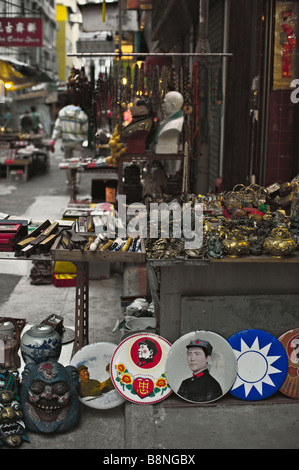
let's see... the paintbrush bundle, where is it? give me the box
[15,221,60,257]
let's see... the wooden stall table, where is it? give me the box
[5,157,33,182]
[60,163,118,201]
[147,253,299,344]
[69,166,118,201]
[51,238,146,354]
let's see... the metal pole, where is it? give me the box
[118,0,123,130]
[195,0,210,195]
[259,0,273,186]
[219,0,230,179]
[67,52,233,58]
[118,0,122,57]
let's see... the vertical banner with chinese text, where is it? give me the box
[273,2,299,90]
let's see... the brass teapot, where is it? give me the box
[222,229,250,257]
[263,226,297,257]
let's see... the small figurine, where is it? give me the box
[20,361,79,433]
[207,234,224,259]
[289,209,299,245]
[153,91,184,155]
[250,234,266,256]
[122,96,154,153]
[0,367,29,447]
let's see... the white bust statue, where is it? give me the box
[154,91,184,154]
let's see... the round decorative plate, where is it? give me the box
[165,330,237,404]
[70,342,125,409]
[110,333,172,404]
[228,329,288,401]
[278,328,299,399]
[61,326,75,344]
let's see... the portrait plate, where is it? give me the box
[165,330,237,404]
[110,333,172,404]
[70,342,125,409]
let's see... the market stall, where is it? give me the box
[2,177,299,447]
[0,132,50,181]
[2,15,299,445]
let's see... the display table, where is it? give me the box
[5,157,33,182]
[51,238,146,354]
[147,254,299,343]
[1,134,49,182]
[4,247,299,355]
[68,166,118,201]
[117,152,184,194]
[65,151,183,201]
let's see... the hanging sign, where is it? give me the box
[80,4,138,32]
[77,38,115,54]
[0,18,43,47]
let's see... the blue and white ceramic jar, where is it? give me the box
[21,324,62,365]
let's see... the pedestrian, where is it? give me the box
[49,94,88,185]
[4,107,11,129]
[20,110,33,133]
[30,106,41,134]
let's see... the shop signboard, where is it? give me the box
[0,18,43,47]
[80,3,138,32]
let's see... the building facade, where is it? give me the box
[143,0,299,192]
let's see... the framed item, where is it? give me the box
[228,329,288,400]
[278,328,299,399]
[273,2,299,90]
[165,330,237,404]
[110,333,172,404]
[70,342,125,409]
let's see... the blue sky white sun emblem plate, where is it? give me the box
[227,329,288,401]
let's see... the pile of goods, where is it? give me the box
[106,125,126,166]
[145,180,299,260]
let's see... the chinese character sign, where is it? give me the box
[0,18,42,47]
[273,2,299,89]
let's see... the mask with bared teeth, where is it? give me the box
[20,361,79,433]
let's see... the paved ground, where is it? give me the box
[0,141,299,451]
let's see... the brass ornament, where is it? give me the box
[222,229,250,257]
[263,226,297,257]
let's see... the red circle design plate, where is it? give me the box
[110,333,172,404]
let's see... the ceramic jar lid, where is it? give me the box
[0,321,14,339]
[110,333,172,404]
[228,329,288,400]
[165,330,237,404]
[278,328,299,399]
[70,342,125,409]
[27,324,55,337]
